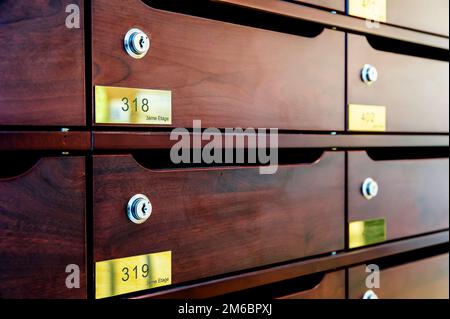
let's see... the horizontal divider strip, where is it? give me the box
[211,0,449,50]
[221,243,448,299]
[133,230,449,299]
[93,132,449,150]
[2,132,447,152]
[0,131,91,151]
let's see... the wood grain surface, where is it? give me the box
[211,0,449,49]
[94,152,345,285]
[93,0,345,130]
[348,34,449,133]
[0,131,90,151]
[293,0,345,12]
[92,131,450,150]
[365,0,449,36]
[349,253,449,299]
[0,0,85,126]
[135,231,448,298]
[279,270,345,299]
[348,151,449,242]
[0,157,86,298]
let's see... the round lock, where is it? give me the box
[361,64,378,85]
[362,178,379,200]
[127,194,152,224]
[124,28,150,59]
[363,289,379,299]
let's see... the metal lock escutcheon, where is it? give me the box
[362,177,379,200]
[127,194,152,224]
[363,289,379,299]
[124,28,150,59]
[361,64,378,85]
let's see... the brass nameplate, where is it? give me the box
[349,0,387,22]
[95,86,172,125]
[349,218,386,249]
[349,104,386,132]
[95,251,172,299]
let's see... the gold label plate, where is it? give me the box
[349,218,386,249]
[95,251,172,299]
[95,86,172,125]
[349,0,387,22]
[348,104,386,132]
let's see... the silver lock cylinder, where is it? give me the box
[127,194,152,224]
[361,64,378,85]
[363,289,379,299]
[362,177,379,200]
[124,28,150,59]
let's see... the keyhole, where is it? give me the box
[139,36,145,49]
[141,203,147,215]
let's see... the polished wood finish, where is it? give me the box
[294,0,345,12]
[348,151,449,242]
[0,131,91,151]
[0,0,85,126]
[93,131,450,150]
[349,253,449,299]
[93,0,345,130]
[0,157,86,298]
[279,271,345,299]
[212,0,449,49]
[94,152,345,285]
[348,34,449,133]
[135,231,448,298]
[349,0,449,37]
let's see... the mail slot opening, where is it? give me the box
[0,153,41,179]
[141,0,324,38]
[366,147,449,161]
[366,36,448,62]
[132,148,325,170]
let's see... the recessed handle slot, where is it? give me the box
[215,272,326,299]
[366,36,449,62]
[366,147,449,161]
[132,148,325,171]
[141,0,324,38]
[0,153,41,179]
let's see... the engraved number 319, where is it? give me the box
[121,264,150,282]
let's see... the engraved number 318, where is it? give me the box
[121,97,150,112]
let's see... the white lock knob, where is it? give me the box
[363,289,379,299]
[362,178,379,200]
[127,194,152,224]
[361,64,378,85]
[124,28,150,59]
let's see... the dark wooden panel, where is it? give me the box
[93,131,450,150]
[93,0,345,130]
[360,0,449,36]
[348,34,449,133]
[0,0,85,126]
[293,0,345,12]
[0,157,86,298]
[349,253,449,299]
[0,131,90,151]
[135,231,448,298]
[348,151,449,242]
[94,152,345,285]
[212,0,449,49]
[279,271,345,299]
